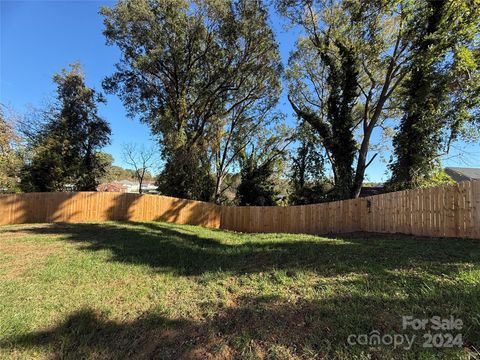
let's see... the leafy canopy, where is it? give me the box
[20,64,111,192]
[101,0,281,200]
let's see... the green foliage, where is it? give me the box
[236,125,290,206]
[156,146,215,201]
[0,108,22,193]
[97,153,137,183]
[99,152,155,183]
[289,34,359,200]
[388,0,480,191]
[282,0,410,199]
[20,64,111,192]
[101,0,281,201]
[283,0,479,196]
[321,39,359,199]
[236,155,279,206]
[289,122,330,205]
[101,166,135,182]
[417,167,455,189]
[106,167,155,183]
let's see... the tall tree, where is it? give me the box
[21,64,111,192]
[289,121,330,205]
[388,0,480,190]
[280,0,411,199]
[288,36,359,199]
[102,0,281,201]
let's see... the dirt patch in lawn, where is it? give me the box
[0,230,62,280]
[0,223,76,239]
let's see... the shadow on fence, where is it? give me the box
[0,192,219,228]
[0,193,81,224]
[1,180,479,239]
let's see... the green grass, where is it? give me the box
[0,221,479,359]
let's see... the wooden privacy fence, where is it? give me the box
[0,180,479,239]
[0,192,221,229]
[222,180,480,239]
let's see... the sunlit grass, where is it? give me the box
[0,221,479,359]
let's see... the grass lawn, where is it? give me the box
[0,222,479,359]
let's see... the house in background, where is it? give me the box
[138,181,157,193]
[117,180,138,192]
[118,180,157,193]
[97,182,127,192]
[444,167,480,183]
[98,180,158,193]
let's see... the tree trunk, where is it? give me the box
[214,174,223,204]
[351,140,369,198]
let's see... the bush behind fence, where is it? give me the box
[1,181,479,239]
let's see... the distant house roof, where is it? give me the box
[97,182,127,192]
[444,167,480,183]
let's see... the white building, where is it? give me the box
[118,179,157,193]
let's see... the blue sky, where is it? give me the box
[1,1,479,182]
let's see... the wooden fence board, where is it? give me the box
[1,181,479,238]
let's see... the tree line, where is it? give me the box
[1,0,479,206]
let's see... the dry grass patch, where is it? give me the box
[0,231,63,280]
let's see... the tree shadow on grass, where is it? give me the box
[2,223,480,358]
[2,287,479,359]
[4,221,480,278]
